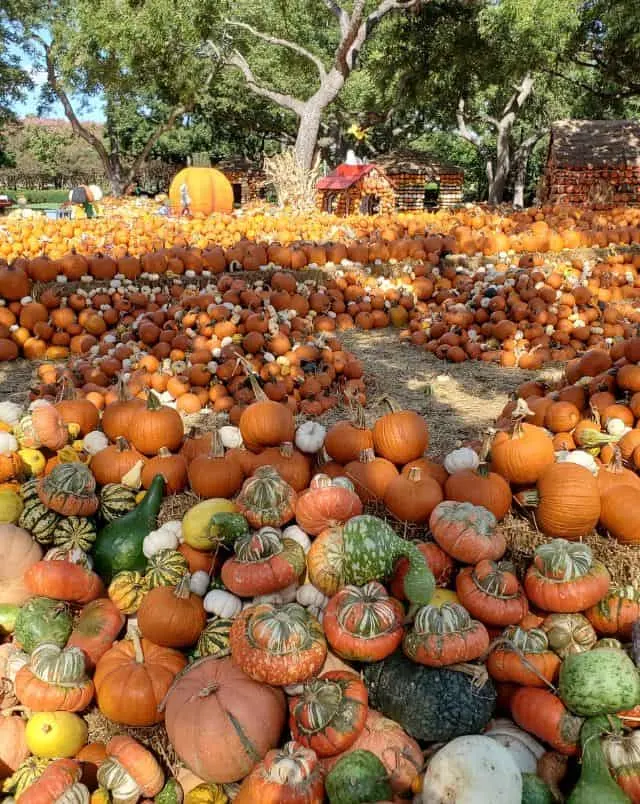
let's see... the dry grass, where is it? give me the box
[0,359,34,407]
[263,148,321,211]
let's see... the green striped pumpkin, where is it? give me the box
[145,548,189,589]
[194,617,233,659]
[20,478,40,502]
[19,497,60,545]
[99,483,138,522]
[54,516,97,552]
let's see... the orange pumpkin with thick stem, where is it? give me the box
[24,560,104,604]
[444,464,512,521]
[324,405,373,464]
[345,448,398,503]
[383,465,443,523]
[235,741,325,804]
[89,437,144,486]
[456,559,529,626]
[187,430,244,499]
[140,448,187,494]
[600,484,640,545]
[252,442,312,492]
[94,629,186,726]
[239,374,295,453]
[101,382,146,441]
[137,574,206,648]
[163,655,286,784]
[66,598,125,671]
[55,397,99,436]
[491,405,554,485]
[487,625,561,687]
[372,398,428,464]
[129,391,184,456]
[510,687,582,755]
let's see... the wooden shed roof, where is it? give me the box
[375,149,463,176]
[548,120,640,169]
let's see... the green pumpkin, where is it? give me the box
[362,651,496,743]
[522,774,555,804]
[0,603,19,635]
[208,511,250,548]
[14,597,73,653]
[560,648,640,716]
[567,716,631,804]
[343,515,435,604]
[145,548,189,589]
[193,617,233,659]
[19,496,60,545]
[54,516,97,551]
[156,778,184,804]
[325,750,392,804]
[92,474,165,584]
[100,483,138,522]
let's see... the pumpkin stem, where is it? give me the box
[448,662,489,689]
[208,429,224,459]
[378,395,400,414]
[129,627,145,664]
[509,398,534,437]
[174,573,192,600]
[346,400,368,430]
[115,436,132,453]
[145,390,163,411]
[279,442,294,459]
[407,466,422,483]
[358,447,376,464]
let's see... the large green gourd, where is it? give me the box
[362,651,496,742]
[325,750,392,804]
[567,716,632,804]
[559,648,640,716]
[14,597,72,653]
[92,474,165,584]
[343,515,435,604]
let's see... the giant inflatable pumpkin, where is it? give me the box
[169,167,234,216]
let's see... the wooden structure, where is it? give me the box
[543,120,640,205]
[376,150,464,209]
[215,157,266,205]
[316,164,396,216]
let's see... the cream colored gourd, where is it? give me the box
[444,447,479,475]
[143,524,180,558]
[555,450,598,475]
[485,719,545,773]
[203,589,242,618]
[296,583,328,608]
[0,432,18,455]
[83,431,109,455]
[0,401,23,426]
[189,571,210,597]
[218,425,243,449]
[422,735,522,803]
[282,524,311,553]
[295,421,326,453]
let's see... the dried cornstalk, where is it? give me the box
[263,148,320,211]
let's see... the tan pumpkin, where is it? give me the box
[0,524,43,604]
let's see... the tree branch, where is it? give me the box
[501,73,534,120]
[455,98,484,151]
[226,20,326,79]
[35,35,112,171]
[227,50,304,115]
[320,0,350,36]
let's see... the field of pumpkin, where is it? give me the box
[4,203,640,803]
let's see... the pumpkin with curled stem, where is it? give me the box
[15,643,94,712]
[235,466,297,529]
[323,582,404,662]
[37,463,98,517]
[455,560,529,626]
[234,741,325,804]
[289,671,368,757]
[487,626,561,687]
[230,602,327,686]
[403,602,490,667]
[221,528,305,598]
[524,539,610,613]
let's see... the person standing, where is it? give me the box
[180,182,191,216]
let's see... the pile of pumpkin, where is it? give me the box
[5,378,640,802]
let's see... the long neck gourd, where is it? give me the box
[567,716,632,804]
[342,515,435,604]
[92,474,165,583]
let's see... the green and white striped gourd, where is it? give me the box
[99,483,138,523]
[144,549,189,589]
[19,497,61,545]
[54,517,97,552]
[193,617,233,659]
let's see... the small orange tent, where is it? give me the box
[169,167,234,216]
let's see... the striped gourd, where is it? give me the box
[19,497,61,544]
[194,617,233,659]
[99,483,138,522]
[2,756,52,799]
[108,570,149,614]
[144,549,189,589]
[20,478,40,503]
[54,516,97,551]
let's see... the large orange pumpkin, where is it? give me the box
[169,167,234,216]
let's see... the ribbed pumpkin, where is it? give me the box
[491,408,554,485]
[55,398,99,436]
[129,392,184,456]
[193,617,233,660]
[403,602,489,667]
[108,570,149,614]
[487,625,561,687]
[234,741,325,804]
[456,560,529,626]
[444,465,512,521]
[294,475,363,535]
[144,548,189,589]
[187,430,244,499]
[140,448,188,494]
[323,406,373,464]
[37,463,99,517]
[345,448,398,503]
[101,392,145,442]
[99,483,138,522]
[600,485,640,544]
[239,377,295,453]
[585,586,640,639]
[372,400,428,464]
[53,516,96,552]
[90,438,144,486]
[137,575,207,648]
[168,167,234,216]
[235,466,297,528]
[383,466,443,523]
[430,501,504,564]
[15,643,94,712]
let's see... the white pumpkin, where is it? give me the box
[203,589,242,618]
[296,584,328,609]
[422,735,522,803]
[83,430,109,455]
[143,525,179,558]
[606,418,629,438]
[282,524,311,553]
[485,719,545,773]
[444,447,479,475]
[189,570,210,597]
[295,420,326,454]
[555,449,598,475]
[0,432,18,455]
[0,401,23,426]
[219,425,243,449]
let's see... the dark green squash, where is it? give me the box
[92,474,165,584]
[208,511,250,548]
[362,651,496,742]
[14,597,72,653]
[522,774,555,804]
[567,716,632,804]
[325,750,392,804]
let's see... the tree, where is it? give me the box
[7,0,226,194]
[220,0,427,170]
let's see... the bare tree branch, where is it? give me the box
[501,73,534,120]
[320,0,350,36]
[455,98,484,150]
[226,20,326,79]
[227,50,305,115]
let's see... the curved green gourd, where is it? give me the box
[567,716,632,804]
[342,515,435,605]
[92,474,165,584]
[325,750,392,804]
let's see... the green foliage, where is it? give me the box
[5,189,69,203]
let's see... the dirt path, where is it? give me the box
[339,329,563,457]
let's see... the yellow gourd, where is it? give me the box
[0,490,23,523]
[18,448,45,477]
[90,790,111,804]
[430,588,461,607]
[181,498,238,550]
[186,784,229,804]
[25,712,88,758]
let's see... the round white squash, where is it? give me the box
[485,718,545,773]
[422,735,522,804]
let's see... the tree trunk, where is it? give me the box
[512,148,530,209]
[295,105,324,171]
[488,124,511,205]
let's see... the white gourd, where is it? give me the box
[189,571,210,597]
[444,447,479,475]
[83,431,109,455]
[484,719,545,773]
[555,449,598,474]
[203,589,242,618]
[422,735,522,803]
[0,432,18,455]
[219,425,243,449]
[295,421,326,454]
[143,526,179,558]
[283,524,311,553]
[296,584,328,608]
[606,418,628,438]
[0,400,22,425]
